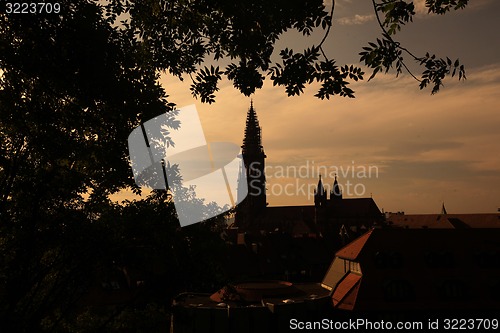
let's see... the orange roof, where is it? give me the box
[335,229,373,260]
[332,273,361,309]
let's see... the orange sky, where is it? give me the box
[120,0,500,214]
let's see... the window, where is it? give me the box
[374,251,403,268]
[424,251,454,268]
[440,280,467,300]
[383,280,414,301]
[344,260,362,273]
[474,250,500,268]
[351,262,361,273]
[350,261,361,273]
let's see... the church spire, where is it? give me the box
[316,175,325,196]
[331,173,343,200]
[236,101,267,224]
[242,99,264,156]
[314,175,327,207]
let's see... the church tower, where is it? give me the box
[235,101,267,227]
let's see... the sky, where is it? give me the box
[124,0,500,214]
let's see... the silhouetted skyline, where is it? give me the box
[118,0,500,214]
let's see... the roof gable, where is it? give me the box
[336,229,373,260]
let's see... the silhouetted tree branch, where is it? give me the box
[359,0,466,94]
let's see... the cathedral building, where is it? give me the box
[234,102,384,244]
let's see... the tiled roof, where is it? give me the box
[335,229,373,260]
[332,272,361,309]
[386,213,500,229]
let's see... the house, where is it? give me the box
[322,228,500,317]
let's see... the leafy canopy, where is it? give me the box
[106,0,468,102]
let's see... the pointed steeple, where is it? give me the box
[242,99,264,156]
[441,202,448,215]
[331,173,343,200]
[314,175,327,207]
[339,224,350,245]
[316,174,325,196]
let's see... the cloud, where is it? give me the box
[413,0,495,16]
[413,0,429,15]
[379,141,464,159]
[337,14,375,25]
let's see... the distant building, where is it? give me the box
[385,211,500,229]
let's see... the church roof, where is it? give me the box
[329,198,382,218]
[265,205,315,219]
